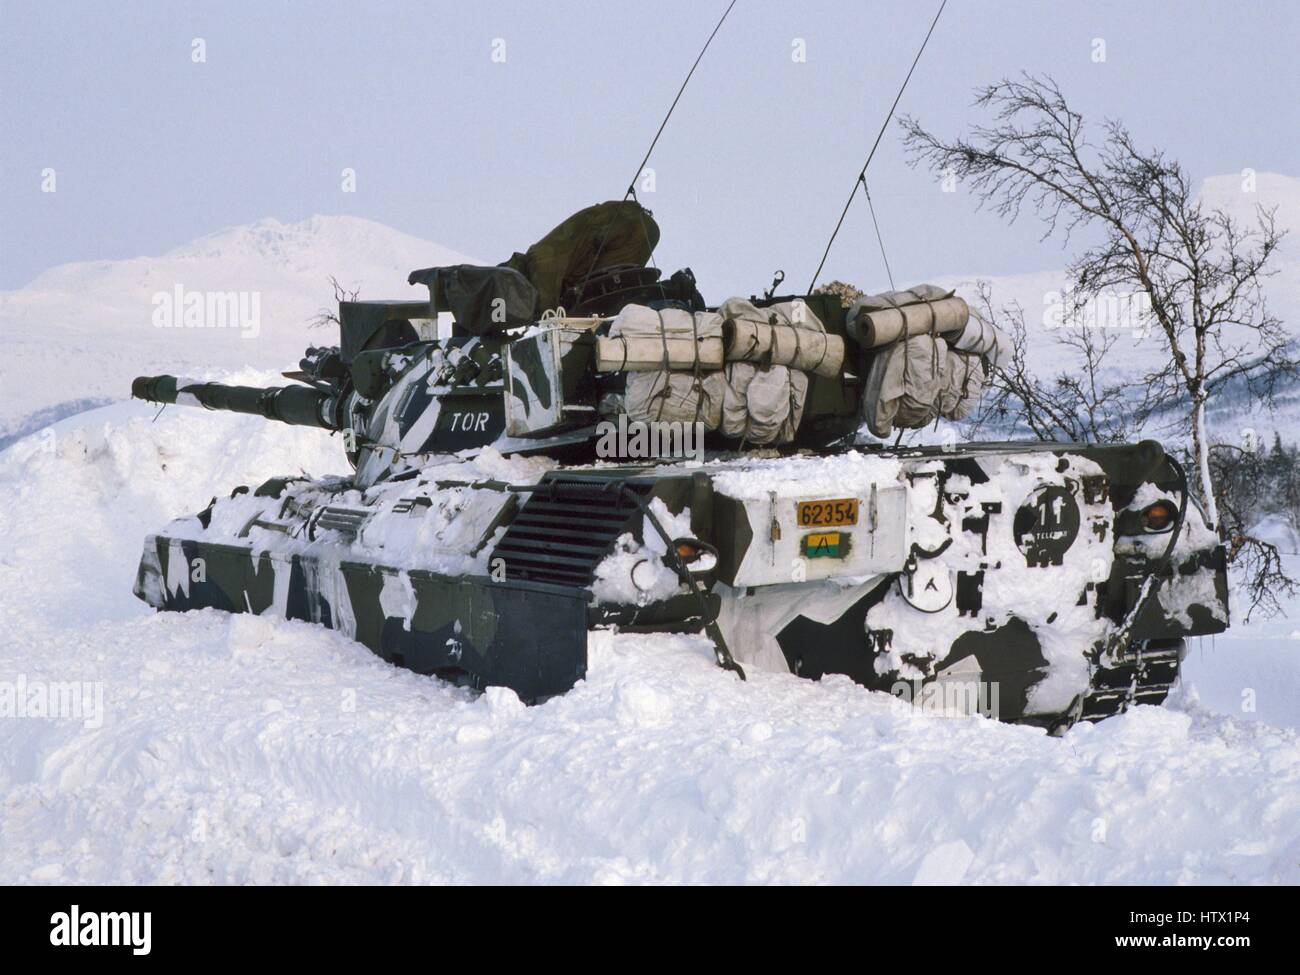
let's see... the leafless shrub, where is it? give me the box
[310,276,360,330]
[964,281,1138,443]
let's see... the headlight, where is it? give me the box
[1141,500,1178,533]
[668,537,718,574]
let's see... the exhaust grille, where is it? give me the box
[309,504,371,541]
[491,477,651,588]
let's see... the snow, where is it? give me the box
[708,450,902,501]
[1,399,1299,884]
[591,500,692,606]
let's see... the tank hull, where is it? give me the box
[133,441,1229,729]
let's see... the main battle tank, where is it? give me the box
[130,202,1230,731]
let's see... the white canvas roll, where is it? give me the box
[597,305,725,372]
[723,320,845,377]
[719,361,808,445]
[946,313,1008,368]
[852,296,970,348]
[595,335,724,372]
[624,370,724,428]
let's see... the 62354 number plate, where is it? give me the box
[796,498,859,528]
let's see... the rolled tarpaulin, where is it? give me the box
[722,320,845,377]
[849,295,970,348]
[595,305,725,372]
[946,312,1008,368]
[594,335,724,371]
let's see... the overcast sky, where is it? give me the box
[2,0,1297,295]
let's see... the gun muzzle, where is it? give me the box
[131,375,338,430]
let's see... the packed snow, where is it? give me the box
[591,499,694,606]
[0,398,1297,884]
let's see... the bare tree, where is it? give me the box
[1209,441,1298,620]
[310,275,360,330]
[901,74,1295,529]
[964,281,1138,443]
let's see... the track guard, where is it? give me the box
[371,570,589,701]
[135,535,589,702]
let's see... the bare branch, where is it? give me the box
[904,74,1297,531]
[310,275,361,330]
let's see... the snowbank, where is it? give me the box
[0,401,1298,884]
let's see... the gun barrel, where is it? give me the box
[132,375,338,430]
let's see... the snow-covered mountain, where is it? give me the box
[0,215,476,443]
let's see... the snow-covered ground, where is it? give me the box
[0,398,1297,884]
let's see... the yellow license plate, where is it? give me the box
[796,498,859,528]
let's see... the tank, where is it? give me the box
[129,202,1231,732]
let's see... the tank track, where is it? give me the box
[1054,638,1185,732]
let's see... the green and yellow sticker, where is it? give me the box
[801,531,850,559]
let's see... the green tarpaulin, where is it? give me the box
[502,200,660,315]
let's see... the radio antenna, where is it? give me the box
[577,0,737,303]
[624,0,738,200]
[807,0,947,292]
